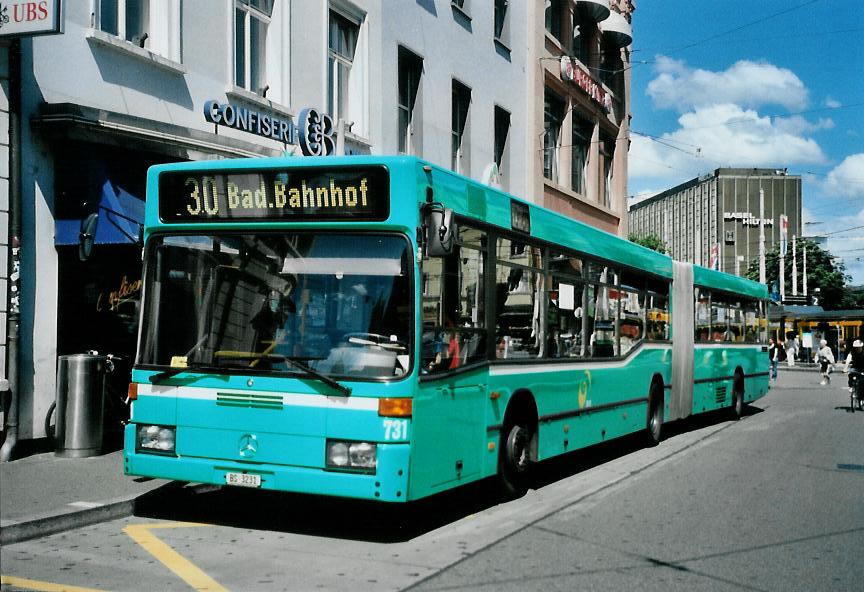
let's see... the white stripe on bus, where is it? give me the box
[136,385,380,410]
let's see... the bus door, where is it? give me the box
[670,261,694,420]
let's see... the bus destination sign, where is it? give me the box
[158,166,389,223]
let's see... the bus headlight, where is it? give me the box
[137,424,176,454]
[326,440,377,470]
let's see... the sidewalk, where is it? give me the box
[0,448,171,545]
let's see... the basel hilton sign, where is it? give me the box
[724,212,774,227]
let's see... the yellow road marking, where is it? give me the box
[123,523,228,592]
[0,575,106,592]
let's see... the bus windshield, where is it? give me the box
[138,232,413,380]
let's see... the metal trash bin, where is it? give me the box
[55,354,107,458]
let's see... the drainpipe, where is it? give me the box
[1,38,22,462]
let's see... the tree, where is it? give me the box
[628,233,667,254]
[744,239,852,309]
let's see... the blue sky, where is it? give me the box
[628,0,864,285]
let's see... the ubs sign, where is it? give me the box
[204,100,336,157]
[0,0,62,37]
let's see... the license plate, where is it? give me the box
[225,472,261,488]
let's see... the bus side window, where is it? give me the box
[495,238,542,359]
[422,224,487,373]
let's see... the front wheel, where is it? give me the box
[498,423,532,499]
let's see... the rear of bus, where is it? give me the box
[124,156,421,502]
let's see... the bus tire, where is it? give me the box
[731,370,745,419]
[645,381,663,446]
[498,422,532,499]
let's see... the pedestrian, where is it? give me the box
[814,339,835,385]
[768,338,779,381]
[785,334,797,367]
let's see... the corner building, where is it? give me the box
[528,0,635,235]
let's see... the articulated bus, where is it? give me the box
[124,155,770,501]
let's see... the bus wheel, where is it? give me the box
[731,372,745,419]
[498,423,532,499]
[645,384,663,446]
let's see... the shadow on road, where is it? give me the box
[133,405,764,543]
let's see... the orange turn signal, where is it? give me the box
[378,397,413,417]
[127,383,138,401]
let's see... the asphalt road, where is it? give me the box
[2,369,862,592]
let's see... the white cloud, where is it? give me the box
[630,104,827,186]
[825,97,842,109]
[647,57,809,113]
[823,153,864,198]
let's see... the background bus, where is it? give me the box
[124,155,770,501]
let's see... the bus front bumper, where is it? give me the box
[123,433,411,503]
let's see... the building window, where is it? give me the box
[235,0,273,95]
[329,9,366,136]
[544,91,565,183]
[599,134,614,207]
[600,41,624,96]
[451,80,471,175]
[494,0,509,44]
[97,0,180,60]
[99,0,147,45]
[398,47,423,155]
[572,9,595,67]
[571,116,592,195]
[494,106,511,190]
[544,0,564,44]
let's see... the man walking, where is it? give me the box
[815,339,835,385]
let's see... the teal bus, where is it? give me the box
[124,155,770,501]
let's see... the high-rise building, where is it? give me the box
[628,168,803,277]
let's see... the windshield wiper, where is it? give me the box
[212,352,353,396]
[148,363,211,384]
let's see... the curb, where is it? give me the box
[0,496,137,546]
[0,483,218,546]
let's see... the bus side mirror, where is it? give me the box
[425,207,456,256]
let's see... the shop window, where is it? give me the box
[571,116,592,195]
[451,80,472,175]
[328,8,368,138]
[97,0,180,60]
[494,106,511,190]
[422,224,487,373]
[235,0,273,95]
[398,46,423,155]
[544,90,565,183]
